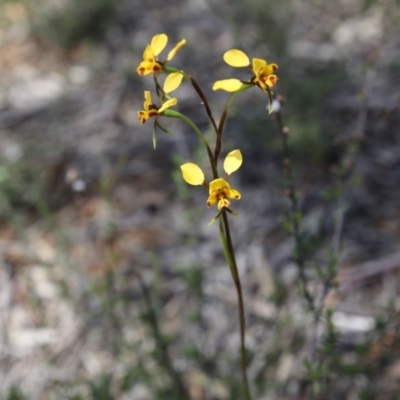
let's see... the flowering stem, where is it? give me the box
[219,211,252,400]
[274,107,314,310]
[166,110,218,179]
[182,73,220,137]
[214,90,243,162]
[153,75,164,99]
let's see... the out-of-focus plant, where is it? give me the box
[15,0,116,48]
[0,160,46,220]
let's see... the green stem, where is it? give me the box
[215,87,249,162]
[220,211,252,400]
[218,89,244,133]
[153,75,163,99]
[165,110,218,179]
[275,109,314,310]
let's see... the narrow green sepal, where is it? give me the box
[208,209,223,225]
[225,207,239,216]
[152,125,157,149]
[267,88,274,114]
[267,100,273,114]
[155,121,172,135]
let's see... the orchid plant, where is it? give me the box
[136,33,279,400]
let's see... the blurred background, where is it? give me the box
[0,0,400,399]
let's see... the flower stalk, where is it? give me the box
[274,100,314,310]
[220,211,252,400]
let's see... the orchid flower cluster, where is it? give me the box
[136,33,278,400]
[136,33,278,224]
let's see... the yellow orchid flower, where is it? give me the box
[137,91,177,124]
[181,150,243,215]
[206,178,241,210]
[213,49,278,92]
[136,33,186,76]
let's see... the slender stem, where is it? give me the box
[274,108,314,310]
[220,211,252,400]
[214,90,242,162]
[153,75,163,99]
[185,75,220,137]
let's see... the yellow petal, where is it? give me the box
[158,97,177,113]
[163,72,183,93]
[166,39,186,61]
[212,79,243,92]
[252,58,268,74]
[209,178,230,194]
[218,198,231,210]
[144,91,152,110]
[262,63,278,75]
[143,45,155,62]
[137,110,149,124]
[136,60,154,76]
[150,34,168,56]
[223,49,250,67]
[181,163,205,186]
[223,149,243,175]
[269,63,278,72]
[265,74,278,87]
[207,193,217,207]
[228,188,241,200]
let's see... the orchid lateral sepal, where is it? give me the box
[208,207,238,225]
[208,209,223,225]
[266,87,274,114]
[225,208,239,216]
[163,72,184,95]
[155,121,172,135]
[212,81,252,93]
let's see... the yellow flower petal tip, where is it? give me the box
[180,163,205,186]
[166,39,187,61]
[212,79,243,92]
[163,72,183,93]
[223,49,250,67]
[223,149,243,175]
